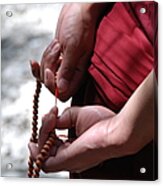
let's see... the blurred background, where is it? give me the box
[1,3,70,178]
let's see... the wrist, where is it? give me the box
[103,112,152,161]
[101,115,133,160]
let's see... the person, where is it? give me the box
[29,2,158,180]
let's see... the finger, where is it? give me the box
[56,50,90,101]
[44,39,58,54]
[57,42,79,94]
[39,106,58,142]
[56,107,80,129]
[58,65,86,101]
[49,138,64,156]
[44,68,56,94]
[42,142,71,173]
[38,107,58,151]
[30,60,41,80]
[28,142,39,161]
[39,139,59,158]
[41,41,61,82]
[29,138,62,156]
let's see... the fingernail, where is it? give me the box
[57,78,69,93]
[53,43,60,52]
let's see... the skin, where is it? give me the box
[30,3,109,101]
[29,70,156,173]
[29,3,157,174]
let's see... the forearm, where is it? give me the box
[119,70,156,151]
[115,70,156,155]
[101,70,157,161]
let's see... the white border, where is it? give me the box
[0,0,157,4]
[0,0,162,186]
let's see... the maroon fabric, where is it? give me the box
[89,2,155,112]
[70,1,158,180]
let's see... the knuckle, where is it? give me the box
[48,51,56,57]
[47,54,56,63]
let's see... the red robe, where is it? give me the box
[70,1,158,180]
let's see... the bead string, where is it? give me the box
[55,84,58,107]
[28,80,58,178]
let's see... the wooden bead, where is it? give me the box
[28,81,59,178]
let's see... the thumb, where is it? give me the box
[57,107,80,129]
[30,60,40,80]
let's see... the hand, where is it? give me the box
[29,106,63,159]
[54,4,98,101]
[30,3,107,101]
[30,39,61,95]
[29,101,153,173]
[29,105,122,173]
